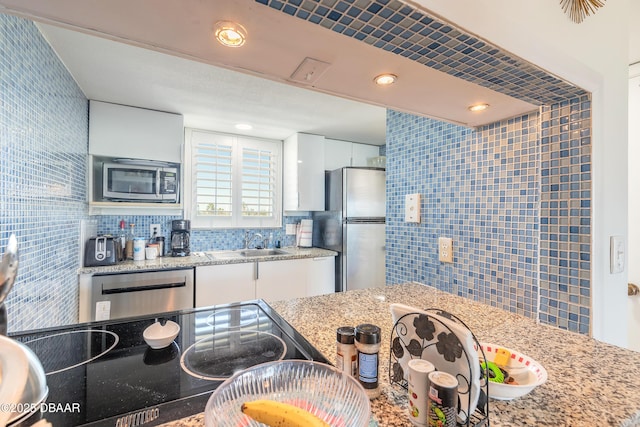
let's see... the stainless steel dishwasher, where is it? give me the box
[88,268,194,321]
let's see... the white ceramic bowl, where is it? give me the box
[204,360,371,427]
[143,320,180,349]
[476,342,548,400]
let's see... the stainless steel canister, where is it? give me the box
[154,236,165,257]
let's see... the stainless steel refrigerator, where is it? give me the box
[312,167,386,292]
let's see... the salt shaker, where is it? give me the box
[336,326,357,377]
[354,323,381,399]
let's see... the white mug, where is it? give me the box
[407,359,436,426]
[145,246,158,260]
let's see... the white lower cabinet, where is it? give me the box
[195,256,336,306]
[256,259,308,302]
[307,256,336,297]
[195,262,255,307]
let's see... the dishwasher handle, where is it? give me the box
[102,281,186,295]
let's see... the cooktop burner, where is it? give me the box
[25,330,119,375]
[180,331,286,380]
[205,307,259,329]
[10,300,328,427]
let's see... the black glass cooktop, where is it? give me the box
[10,300,328,427]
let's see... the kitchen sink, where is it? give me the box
[204,249,290,259]
[239,249,289,257]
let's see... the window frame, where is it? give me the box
[184,128,282,229]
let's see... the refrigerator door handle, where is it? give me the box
[345,217,385,224]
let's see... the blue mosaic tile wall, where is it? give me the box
[256,0,588,105]
[386,97,592,334]
[385,110,540,318]
[538,95,592,334]
[0,14,89,333]
[96,215,309,253]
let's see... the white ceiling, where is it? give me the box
[37,23,388,145]
[3,0,637,145]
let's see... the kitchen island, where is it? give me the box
[161,282,640,427]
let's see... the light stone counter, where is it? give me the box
[161,283,640,427]
[78,247,336,275]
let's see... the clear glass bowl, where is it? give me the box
[205,360,371,427]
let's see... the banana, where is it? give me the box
[240,399,330,427]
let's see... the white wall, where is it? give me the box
[629,63,640,350]
[411,0,630,347]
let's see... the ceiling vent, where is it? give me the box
[289,57,331,85]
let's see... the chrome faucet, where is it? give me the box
[243,231,264,249]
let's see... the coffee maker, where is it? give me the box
[170,220,190,257]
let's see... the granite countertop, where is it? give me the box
[78,246,336,275]
[160,283,640,427]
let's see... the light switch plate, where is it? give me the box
[405,193,421,223]
[610,235,625,274]
[439,237,453,263]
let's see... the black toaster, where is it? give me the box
[84,236,119,267]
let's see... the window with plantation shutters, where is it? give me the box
[185,129,282,228]
[193,133,233,217]
[242,146,276,217]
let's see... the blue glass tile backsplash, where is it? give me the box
[0,15,89,332]
[96,215,307,253]
[386,110,540,317]
[385,94,591,333]
[538,97,592,334]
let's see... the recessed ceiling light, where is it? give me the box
[373,73,397,86]
[468,103,490,112]
[214,21,247,48]
[235,123,253,130]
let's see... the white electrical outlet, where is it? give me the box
[150,223,161,237]
[439,237,453,263]
[95,301,111,321]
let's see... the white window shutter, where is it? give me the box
[186,129,282,229]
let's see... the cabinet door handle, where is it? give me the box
[255,261,259,280]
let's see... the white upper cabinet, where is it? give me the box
[352,143,380,167]
[324,138,380,171]
[89,100,184,163]
[283,133,325,212]
[324,138,353,170]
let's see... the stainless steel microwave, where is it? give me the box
[102,160,179,202]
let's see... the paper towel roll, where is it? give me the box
[298,219,313,247]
